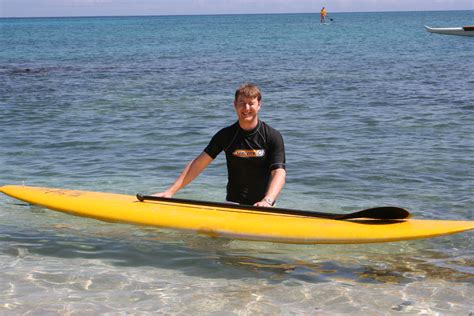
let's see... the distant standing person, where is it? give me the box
[151,83,286,207]
[320,7,327,23]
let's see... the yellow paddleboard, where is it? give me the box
[1,185,473,244]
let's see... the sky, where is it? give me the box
[0,0,473,18]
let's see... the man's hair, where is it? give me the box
[235,83,262,101]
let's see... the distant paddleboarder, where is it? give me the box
[320,7,327,23]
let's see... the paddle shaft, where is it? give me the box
[136,194,409,220]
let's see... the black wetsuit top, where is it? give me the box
[204,120,286,205]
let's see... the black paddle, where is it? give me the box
[136,194,410,220]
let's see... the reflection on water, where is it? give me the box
[1,224,472,286]
[225,254,474,285]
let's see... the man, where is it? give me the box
[320,7,327,23]
[152,83,286,207]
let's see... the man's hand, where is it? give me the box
[254,197,274,207]
[150,191,173,198]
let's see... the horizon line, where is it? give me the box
[1,9,472,19]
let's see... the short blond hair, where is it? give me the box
[235,83,262,101]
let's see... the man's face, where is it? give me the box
[233,96,261,123]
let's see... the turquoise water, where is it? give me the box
[1,11,473,314]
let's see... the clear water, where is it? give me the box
[0,11,473,314]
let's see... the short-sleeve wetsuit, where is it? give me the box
[204,120,286,205]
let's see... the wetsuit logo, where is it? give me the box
[232,149,265,158]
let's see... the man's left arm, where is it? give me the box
[254,168,286,207]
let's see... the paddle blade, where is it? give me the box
[339,206,410,220]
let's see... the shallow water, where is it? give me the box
[1,11,473,314]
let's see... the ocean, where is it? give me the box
[0,10,473,314]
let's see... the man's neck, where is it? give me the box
[239,118,259,131]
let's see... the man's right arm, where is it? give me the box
[152,151,214,198]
